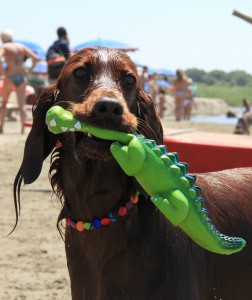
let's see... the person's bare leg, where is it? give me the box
[175,97,183,121]
[16,81,27,134]
[183,104,189,120]
[0,78,13,133]
[187,103,193,120]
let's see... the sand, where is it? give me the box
[0,122,71,300]
[0,118,236,300]
[161,116,235,134]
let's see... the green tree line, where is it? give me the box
[185,68,252,87]
[182,69,252,106]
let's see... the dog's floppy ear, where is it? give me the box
[137,90,163,144]
[19,85,57,184]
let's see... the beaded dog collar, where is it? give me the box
[66,193,139,232]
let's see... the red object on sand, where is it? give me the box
[24,121,33,127]
[163,130,252,173]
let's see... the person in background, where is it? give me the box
[47,27,71,83]
[140,66,150,93]
[157,88,168,118]
[234,111,252,135]
[173,69,192,121]
[183,83,195,120]
[242,98,250,115]
[0,29,39,134]
[149,72,159,104]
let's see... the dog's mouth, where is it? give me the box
[71,113,138,162]
[74,131,114,161]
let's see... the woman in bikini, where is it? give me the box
[0,29,39,133]
[173,69,192,121]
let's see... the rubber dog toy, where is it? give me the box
[45,105,246,254]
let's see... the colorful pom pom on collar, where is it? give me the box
[66,193,139,232]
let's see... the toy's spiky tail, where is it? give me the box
[112,135,246,255]
[46,106,246,254]
[148,158,246,255]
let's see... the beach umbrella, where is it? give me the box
[14,40,46,59]
[135,65,175,76]
[157,79,171,88]
[33,61,48,74]
[147,68,157,74]
[73,38,139,52]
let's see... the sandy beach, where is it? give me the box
[0,116,236,300]
[0,122,71,300]
[162,116,235,134]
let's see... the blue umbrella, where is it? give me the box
[14,40,46,59]
[157,79,171,88]
[135,65,175,76]
[33,61,48,73]
[147,68,157,75]
[73,38,138,52]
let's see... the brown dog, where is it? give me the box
[14,47,252,299]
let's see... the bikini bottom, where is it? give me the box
[9,74,26,87]
[183,99,192,106]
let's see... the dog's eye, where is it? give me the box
[74,67,88,79]
[123,75,136,85]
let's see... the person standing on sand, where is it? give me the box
[173,69,193,121]
[183,89,195,121]
[157,88,168,118]
[149,72,159,104]
[140,66,150,93]
[242,98,250,115]
[0,29,39,134]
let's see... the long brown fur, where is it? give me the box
[14,47,252,299]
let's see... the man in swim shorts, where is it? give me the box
[0,29,39,134]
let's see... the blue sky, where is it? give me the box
[1,0,252,74]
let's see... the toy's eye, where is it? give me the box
[123,75,136,85]
[74,67,88,79]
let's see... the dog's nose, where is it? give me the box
[93,98,123,120]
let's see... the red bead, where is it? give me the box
[55,140,62,148]
[118,207,127,217]
[66,218,71,226]
[130,194,139,204]
[101,218,111,226]
[76,221,84,232]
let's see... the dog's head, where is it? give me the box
[18,47,163,185]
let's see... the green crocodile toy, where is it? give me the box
[45,105,246,255]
